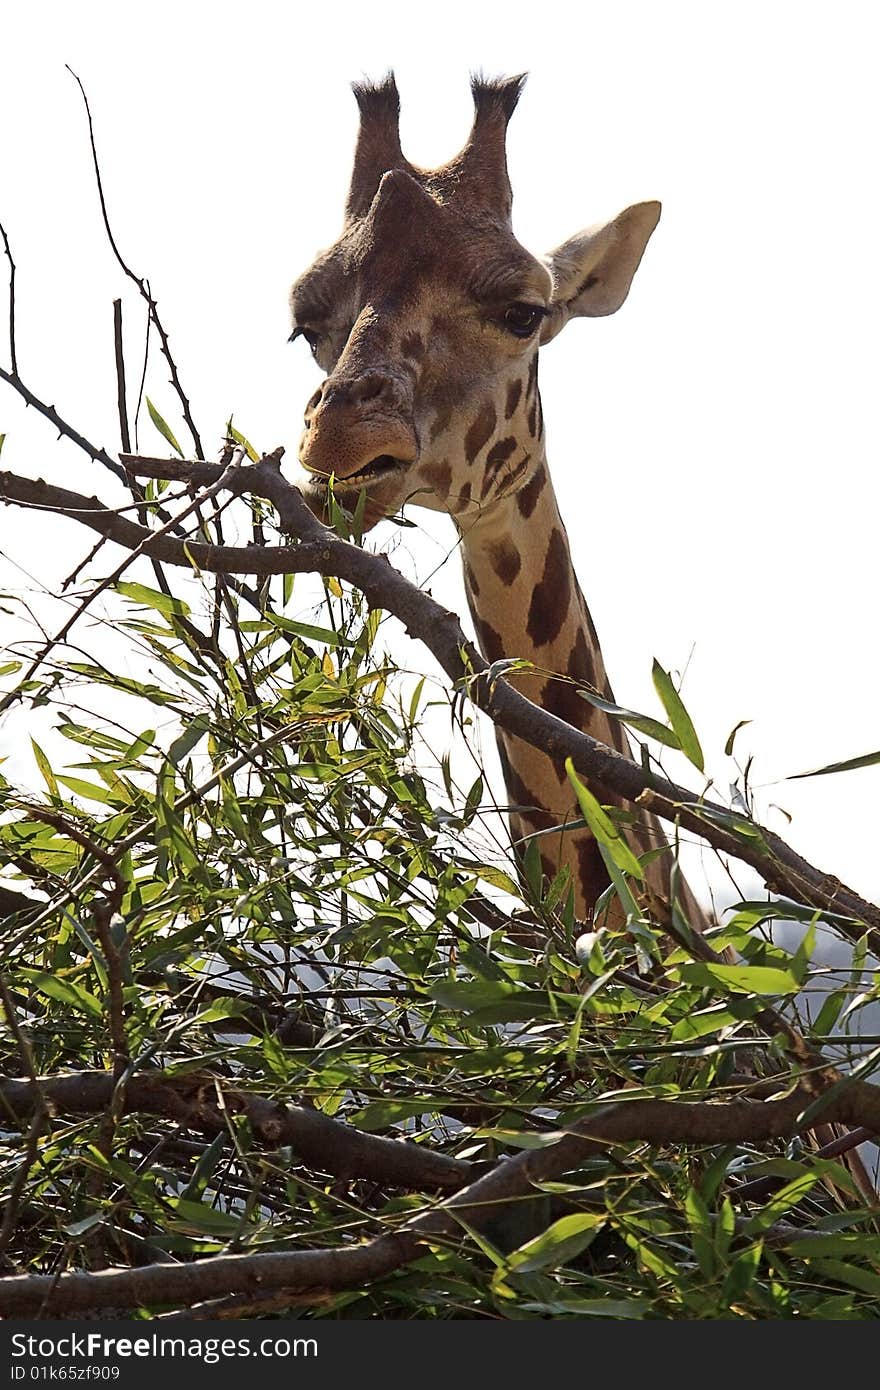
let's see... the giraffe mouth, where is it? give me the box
[301,453,409,494]
[340,454,406,485]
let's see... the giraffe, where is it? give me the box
[289,73,707,931]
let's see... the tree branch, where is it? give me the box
[1,1079,877,1315]
[2,457,879,952]
[66,68,204,460]
[0,1071,472,1194]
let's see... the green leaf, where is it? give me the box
[266,614,353,647]
[575,689,681,749]
[116,581,191,618]
[724,719,752,757]
[799,1260,880,1297]
[507,1212,606,1274]
[146,397,184,457]
[565,759,644,881]
[670,1003,753,1041]
[166,1198,244,1237]
[474,865,522,897]
[31,738,60,798]
[179,1133,229,1202]
[788,748,880,779]
[18,969,103,1019]
[678,962,801,996]
[0,660,22,677]
[225,418,260,462]
[55,776,117,804]
[744,1173,821,1235]
[721,1242,763,1302]
[168,716,209,765]
[812,989,847,1037]
[354,1100,433,1131]
[684,1186,715,1281]
[652,659,704,772]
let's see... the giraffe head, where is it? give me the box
[290,74,660,530]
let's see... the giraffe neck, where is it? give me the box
[457,442,653,921]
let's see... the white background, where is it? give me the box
[1,1,878,907]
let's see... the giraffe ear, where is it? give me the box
[539,201,661,343]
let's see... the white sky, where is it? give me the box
[1,1,879,905]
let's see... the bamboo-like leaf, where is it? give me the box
[788,748,880,779]
[575,688,681,748]
[117,581,191,618]
[566,759,644,881]
[146,397,184,457]
[507,1212,606,1274]
[678,962,801,996]
[224,418,260,462]
[724,718,753,757]
[31,738,60,798]
[652,659,704,771]
[18,968,103,1019]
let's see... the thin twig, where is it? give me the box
[66,67,204,460]
[0,454,243,716]
[0,218,17,376]
[112,299,131,456]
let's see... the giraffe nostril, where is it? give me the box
[350,374,389,405]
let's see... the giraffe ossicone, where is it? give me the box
[290,72,706,929]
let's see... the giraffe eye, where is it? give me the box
[289,326,321,357]
[502,303,546,338]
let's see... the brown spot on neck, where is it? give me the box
[503,763,555,832]
[464,401,497,464]
[472,613,505,662]
[488,538,522,586]
[568,628,597,689]
[526,527,571,646]
[539,673,591,732]
[516,465,547,518]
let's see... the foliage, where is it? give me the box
[1,530,879,1320]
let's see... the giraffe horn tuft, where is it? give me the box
[445,73,528,223]
[347,72,414,219]
[469,72,528,125]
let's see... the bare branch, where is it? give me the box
[112,299,131,456]
[0,1071,472,1194]
[0,219,17,376]
[66,67,204,459]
